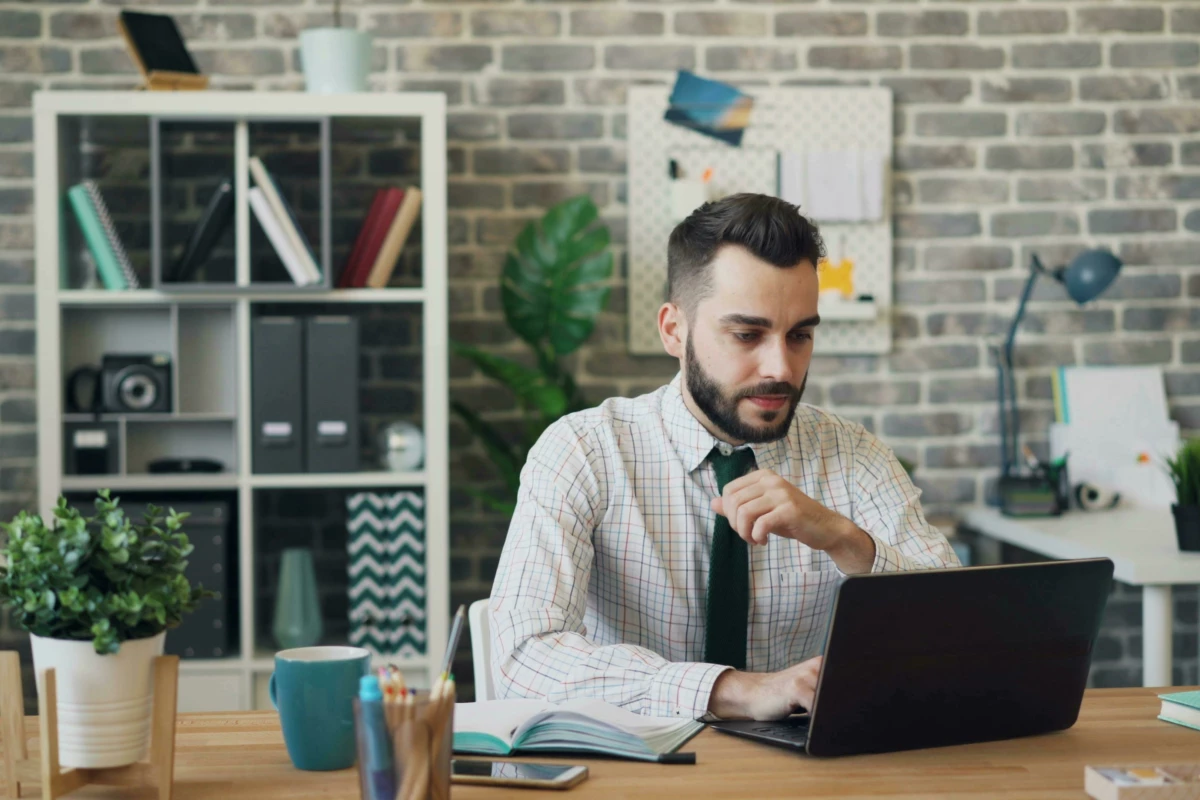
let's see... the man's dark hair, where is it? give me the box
[666,193,825,315]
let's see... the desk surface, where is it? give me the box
[6,687,1194,799]
[962,506,1200,585]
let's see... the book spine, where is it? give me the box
[248,187,313,287]
[83,180,139,289]
[338,188,386,289]
[350,188,404,288]
[66,184,126,290]
[365,187,422,290]
[249,157,321,284]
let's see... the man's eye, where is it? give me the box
[733,331,759,343]
[790,331,813,342]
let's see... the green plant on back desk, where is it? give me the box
[451,195,613,516]
[1167,438,1200,552]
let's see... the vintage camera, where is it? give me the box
[101,354,172,414]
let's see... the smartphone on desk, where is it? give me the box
[451,759,589,790]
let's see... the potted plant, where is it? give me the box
[299,0,372,94]
[0,490,213,768]
[451,195,613,515]
[1166,438,1200,552]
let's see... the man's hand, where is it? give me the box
[710,469,876,572]
[707,656,823,721]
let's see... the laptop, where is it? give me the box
[709,558,1114,757]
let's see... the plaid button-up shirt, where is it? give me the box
[489,374,960,719]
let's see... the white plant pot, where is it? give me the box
[299,28,372,94]
[30,632,165,769]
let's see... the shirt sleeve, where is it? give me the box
[488,418,729,719]
[848,424,962,574]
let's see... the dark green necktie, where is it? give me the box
[704,445,757,670]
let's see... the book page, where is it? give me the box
[454,699,552,747]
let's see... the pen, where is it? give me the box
[358,675,397,800]
[656,752,696,765]
[668,159,679,179]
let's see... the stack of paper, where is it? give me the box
[777,150,886,222]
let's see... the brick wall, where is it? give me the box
[1,1,1198,692]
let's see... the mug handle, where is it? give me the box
[268,671,278,711]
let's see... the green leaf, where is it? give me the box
[452,343,569,420]
[451,400,522,501]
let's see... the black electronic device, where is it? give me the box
[709,558,1114,757]
[100,353,172,414]
[117,10,208,91]
[147,457,225,474]
[450,761,588,790]
[63,421,119,475]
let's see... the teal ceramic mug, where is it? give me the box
[269,646,371,770]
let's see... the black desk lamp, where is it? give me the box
[996,249,1122,514]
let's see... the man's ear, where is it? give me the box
[658,302,687,359]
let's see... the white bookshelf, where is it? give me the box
[33,91,449,713]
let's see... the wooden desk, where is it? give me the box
[2,687,1192,799]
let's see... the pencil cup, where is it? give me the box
[354,686,455,800]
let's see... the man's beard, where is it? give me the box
[684,336,806,444]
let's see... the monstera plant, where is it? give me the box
[452,195,613,515]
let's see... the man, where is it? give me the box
[489,193,959,722]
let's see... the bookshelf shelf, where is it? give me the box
[36,91,449,715]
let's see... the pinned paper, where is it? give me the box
[817,257,855,299]
[777,150,887,222]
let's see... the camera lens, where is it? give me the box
[117,368,158,411]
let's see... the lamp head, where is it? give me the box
[1050,249,1122,305]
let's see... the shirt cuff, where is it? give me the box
[646,661,732,719]
[867,531,910,574]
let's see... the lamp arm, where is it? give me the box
[998,255,1046,477]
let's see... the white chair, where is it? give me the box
[468,599,495,701]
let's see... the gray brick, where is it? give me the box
[1186,341,1200,364]
[911,45,1003,70]
[1174,8,1200,33]
[80,47,138,75]
[986,145,1073,171]
[829,381,920,407]
[1124,307,1200,332]
[400,79,463,106]
[570,11,663,36]
[775,12,867,37]
[1187,210,1200,233]
[1182,75,1200,100]
[503,44,593,72]
[1080,75,1168,102]
[1111,41,1199,68]
[894,313,920,340]
[508,113,603,141]
[176,13,257,41]
[895,277,985,305]
[1104,274,1183,300]
[369,12,462,38]
[472,10,559,36]
[473,148,568,178]
[880,78,971,104]
[891,343,979,373]
[194,49,285,76]
[478,78,563,107]
[978,9,1068,36]
[925,445,1000,470]
[1015,111,1106,137]
[0,258,33,284]
[882,412,971,438]
[992,211,1080,238]
[808,46,901,71]
[929,377,997,404]
[878,11,967,37]
[993,342,1077,369]
[925,245,1013,273]
[605,45,693,71]
[0,330,34,356]
[1081,142,1172,169]
[895,213,981,239]
[449,182,505,210]
[1119,242,1200,267]
[1012,42,1100,69]
[0,293,33,322]
[0,222,33,249]
[0,432,35,458]
[919,178,1008,205]
[573,79,641,106]
[0,189,32,216]
[915,112,1006,138]
[676,11,766,36]
[1024,309,1115,335]
[914,477,977,506]
[579,146,626,174]
[1018,177,1106,203]
[0,83,36,109]
[513,181,608,209]
[1193,275,1200,298]
[50,11,114,39]
[707,47,795,72]
[1089,208,1176,234]
[1115,175,1200,201]
[0,153,32,178]
[402,45,491,73]
[981,78,1071,104]
[0,10,40,37]
[0,363,34,391]
[444,113,498,141]
[1084,340,1172,366]
[263,12,351,38]
[1078,7,1164,33]
[1,46,71,74]
[895,145,975,171]
[0,397,34,424]
[1114,109,1200,134]
[926,311,1006,337]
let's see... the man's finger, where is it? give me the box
[720,469,765,497]
[734,497,774,541]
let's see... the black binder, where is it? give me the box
[167,175,234,283]
[304,316,360,473]
[251,316,304,473]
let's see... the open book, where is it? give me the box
[454,699,703,762]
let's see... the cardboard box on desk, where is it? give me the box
[1085,765,1200,800]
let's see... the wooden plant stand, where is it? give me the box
[0,651,179,800]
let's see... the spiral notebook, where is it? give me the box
[67,181,139,290]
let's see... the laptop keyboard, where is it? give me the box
[710,716,810,748]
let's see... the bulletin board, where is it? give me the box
[627,86,894,356]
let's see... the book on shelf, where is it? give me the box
[168,175,234,284]
[1159,690,1200,731]
[248,187,318,287]
[66,181,138,291]
[248,156,321,285]
[337,188,387,288]
[453,699,703,763]
[364,186,422,289]
[340,187,404,289]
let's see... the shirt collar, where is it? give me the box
[662,373,791,475]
